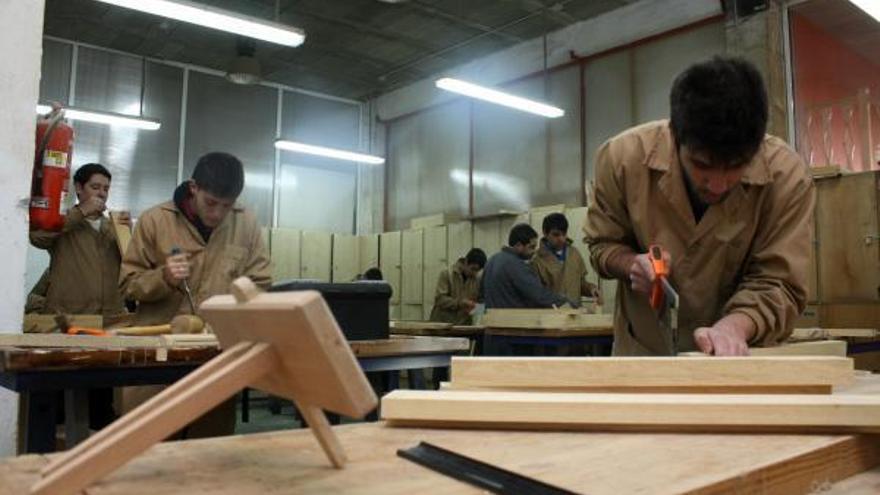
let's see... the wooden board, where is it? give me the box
[349,335,469,357]
[680,340,849,357]
[108,211,132,258]
[269,228,301,281]
[449,356,853,390]
[357,234,380,274]
[22,314,103,334]
[791,328,880,340]
[446,221,473,262]
[332,234,359,283]
[300,230,332,282]
[390,321,453,331]
[0,333,158,350]
[815,172,880,302]
[392,326,486,338]
[528,204,566,233]
[4,418,880,495]
[422,225,448,320]
[482,309,613,330]
[380,231,402,304]
[472,218,501,257]
[401,229,423,304]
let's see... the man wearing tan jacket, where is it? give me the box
[430,248,486,325]
[585,56,814,357]
[532,212,599,308]
[120,152,271,436]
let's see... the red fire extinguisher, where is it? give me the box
[30,107,74,232]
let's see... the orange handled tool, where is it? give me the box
[648,244,668,310]
[65,326,108,336]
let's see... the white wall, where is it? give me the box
[0,0,45,456]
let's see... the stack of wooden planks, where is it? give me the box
[381,356,880,434]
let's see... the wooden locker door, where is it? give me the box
[401,229,424,305]
[565,206,597,287]
[422,225,448,320]
[269,228,301,282]
[473,219,501,257]
[380,231,402,305]
[357,234,380,274]
[446,221,473,262]
[332,234,359,283]
[499,213,530,248]
[401,304,424,321]
[300,231,332,282]
[816,172,880,302]
[529,204,566,233]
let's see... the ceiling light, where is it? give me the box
[93,0,306,47]
[849,0,880,23]
[227,38,262,85]
[37,105,161,130]
[274,140,385,165]
[435,77,565,118]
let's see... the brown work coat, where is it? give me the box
[532,239,597,306]
[585,120,815,356]
[120,200,272,325]
[430,259,480,325]
[30,206,126,317]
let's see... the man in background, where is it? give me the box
[532,213,600,308]
[430,248,486,325]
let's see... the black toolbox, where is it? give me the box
[269,280,392,340]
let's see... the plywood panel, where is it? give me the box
[269,228,301,281]
[816,172,880,302]
[380,231,402,304]
[473,219,501,257]
[401,229,424,304]
[357,234,380,274]
[300,231,332,282]
[446,221,473,262]
[332,234,359,283]
[422,226,448,320]
[528,204,566,233]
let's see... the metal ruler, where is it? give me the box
[397,442,580,495]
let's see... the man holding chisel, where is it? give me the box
[119,152,271,436]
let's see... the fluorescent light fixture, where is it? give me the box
[849,0,880,22]
[435,77,565,118]
[93,0,306,47]
[36,105,161,130]
[274,140,385,165]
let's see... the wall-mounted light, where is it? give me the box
[274,140,385,165]
[93,0,306,47]
[435,77,565,118]
[37,105,161,130]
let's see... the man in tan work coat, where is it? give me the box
[533,212,600,308]
[585,56,814,357]
[120,152,271,436]
[430,248,486,325]
[30,163,126,318]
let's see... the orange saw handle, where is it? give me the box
[66,326,108,336]
[648,244,668,310]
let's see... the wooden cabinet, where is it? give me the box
[499,213,530,248]
[401,229,424,304]
[473,219,501,257]
[357,234,380,274]
[380,231,402,304]
[446,221,473,262]
[270,228,301,282]
[422,226,448,320]
[300,231,332,282]
[332,234,358,283]
[528,204,566,233]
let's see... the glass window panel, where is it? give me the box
[39,39,71,104]
[543,65,582,207]
[584,50,634,181]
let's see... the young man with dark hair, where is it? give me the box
[30,163,127,317]
[532,212,600,307]
[430,248,486,325]
[585,56,814,357]
[481,224,573,309]
[120,152,271,437]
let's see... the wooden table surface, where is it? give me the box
[0,335,469,373]
[484,325,613,337]
[2,376,878,494]
[390,325,486,337]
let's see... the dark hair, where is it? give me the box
[73,163,111,186]
[363,267,383,280]
[465,248,487,269]
[508,223,538,247]
[191,152,245,199]
[542,213,568,235]
[669,56,768,167]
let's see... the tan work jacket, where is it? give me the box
[585,120,815,356]
[120,201,271,325]
[532,239,596,305]
[30,206,126,317]
[430,260,480,325]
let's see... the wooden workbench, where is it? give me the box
[2,375,878,494]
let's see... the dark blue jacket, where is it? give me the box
[481,247,572,309]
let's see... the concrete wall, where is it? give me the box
[0,0,45,456]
